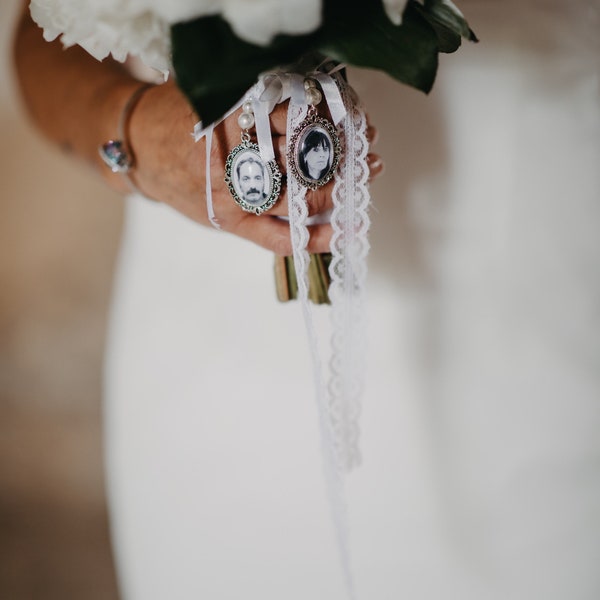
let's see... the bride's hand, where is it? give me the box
[14,8,383,256]
[128,82,330,255]
[127,82,383,255]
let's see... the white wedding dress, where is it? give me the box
[104,1,600,599]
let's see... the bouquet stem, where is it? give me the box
[274,253,332,304]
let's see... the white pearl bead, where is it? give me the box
[305,87,322,106]
[242,101,253,114]
[304,78,317,90]
[238,112,255,130]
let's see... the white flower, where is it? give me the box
[129,0,222,24]
[138,0,321,45]
[383,0,467,28]
[30,0,322,70]
[220,0,321,46]
[30,0,171,72]
[30,0,408,70]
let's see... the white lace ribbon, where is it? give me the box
[285,80,357,600]
[194,69,370,600]
[328,74,370,471]
[282,70,369,599]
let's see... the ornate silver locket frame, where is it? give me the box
[287,113,342,190]
[225,138,282,215]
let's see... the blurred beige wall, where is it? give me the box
[1,2,122,597]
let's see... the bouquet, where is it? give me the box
[31,1,476,108]
[32,0,475,303]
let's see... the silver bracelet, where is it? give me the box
[98,83,154,194]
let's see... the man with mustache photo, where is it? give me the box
[236,154,268,207]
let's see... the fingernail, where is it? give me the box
[367,154,385,176]
[367,125,380,146]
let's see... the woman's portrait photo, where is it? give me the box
[290,115,341,189]
[299,127,332,181]
[225,144,281,215]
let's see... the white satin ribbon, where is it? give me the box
[314,72,346,126]
[253,94,276,164]
[203,122,220,229]
[194,97,246,230]
[282,69,369,600]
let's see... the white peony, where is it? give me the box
[29,0,407,72]
[30,0,172,72]
[220,0,321,47]
[139,0,322,46]
[29,0,323,71]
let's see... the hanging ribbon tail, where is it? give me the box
[193,120,204,142]
[291,73,308,105]
[193,96,247,231]
[285,90,358,600]
[254,98,276,164]
[327,73,371,472]
[314,72,347,126]
[203,122,221,230]
[255,73,306,164]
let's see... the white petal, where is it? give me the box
[30,0,171,72]
[29,0,323,70]
[132,0,222,24]
[223,0,322,46]
[278,0,321,37]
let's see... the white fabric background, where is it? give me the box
[104,1,600,598]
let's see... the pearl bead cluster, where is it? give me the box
[304,78,323,106]
[237,101,255,130]
[238,79,323,132]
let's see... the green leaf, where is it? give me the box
[172,17,317,124]
[416,11,462,52]
[171,0,477,125]
[317,0,439,93]
[421,0,479,45]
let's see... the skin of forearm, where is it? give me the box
[12,5,144,192]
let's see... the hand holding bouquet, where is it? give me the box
[32,0,474,302]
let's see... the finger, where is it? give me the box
[231,211,333,256]
[263,174,335,219]
[269,103,289,135]
[279,182,335,218]
[306,223,334,254]
[305,183,334,217]
[366,124,379,146]
[273,135,288,173]
[233,214,293,255]
[266,190,289,218]
[367,153,385,179]
[235,217,333,255]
